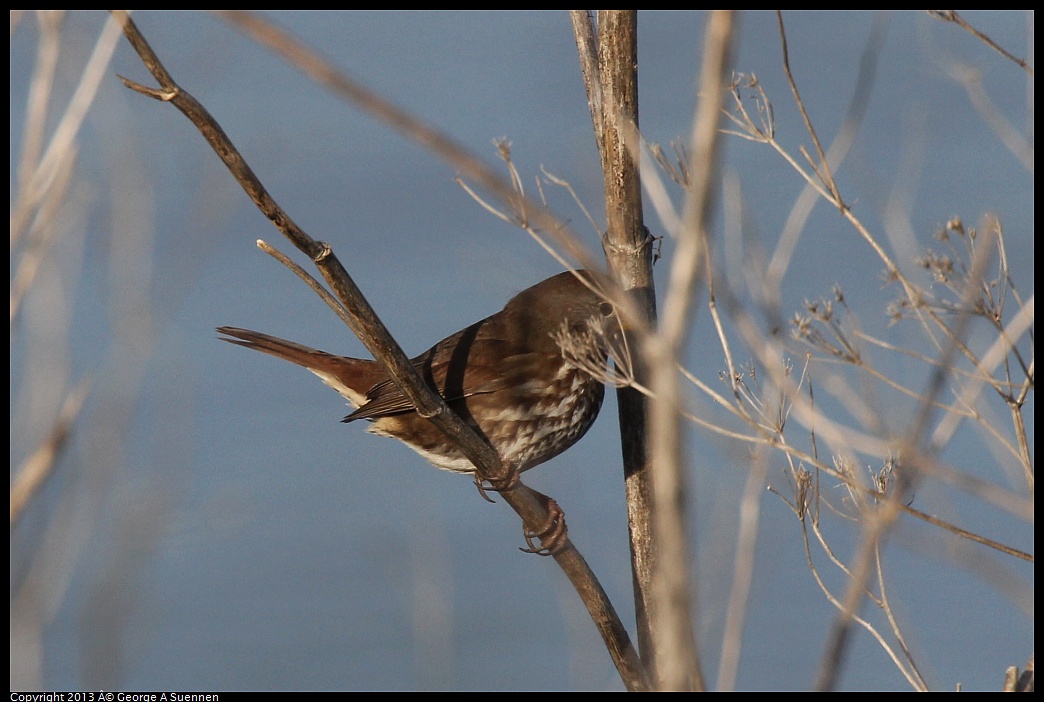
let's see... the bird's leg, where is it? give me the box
[519,489,568,557]
[471,468,567,555]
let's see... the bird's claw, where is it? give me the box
[473,467,521,503]
[472,471,568,556]
[519,497,568,556]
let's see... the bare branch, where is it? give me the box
[570,10,602,146]
[572,10,662,686]
[926,10,1035,76]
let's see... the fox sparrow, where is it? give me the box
[217,270,617,483]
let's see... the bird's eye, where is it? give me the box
[599,301,614,317]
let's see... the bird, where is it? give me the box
[217,270,618,485]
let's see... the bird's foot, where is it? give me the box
[473,466,521,503]
[519,492,568,557]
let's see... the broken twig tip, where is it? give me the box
[314,243,332,262]
[117,75,178,102]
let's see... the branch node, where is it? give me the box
[313,242,333,263]
[602,225,655,257]
[415,403,442,420]
[117,75,178,102]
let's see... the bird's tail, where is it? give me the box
[216,326,376,407]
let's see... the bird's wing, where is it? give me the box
[343,333,539,422]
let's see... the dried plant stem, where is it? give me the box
[874,545,929,690]
[11,11,123,250]
[798,513,929,691]
[571,9,662,685]
[926,10,1035,76]
[643,10,735,692]
[12,10,61,246]
[716,449,767,691]
[628,352,1031,561]
[10,380,91,525]
[803,135,1007,696]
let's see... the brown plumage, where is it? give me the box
[217,270,617,475]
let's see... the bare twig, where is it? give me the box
[798,507,930,691]
[775,11,843,207]
[762,13,888,321]
[926,10,1035,76]
[874,545,929,690]
[718,32,1032,685]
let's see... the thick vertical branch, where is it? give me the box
[572,9,659,679]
